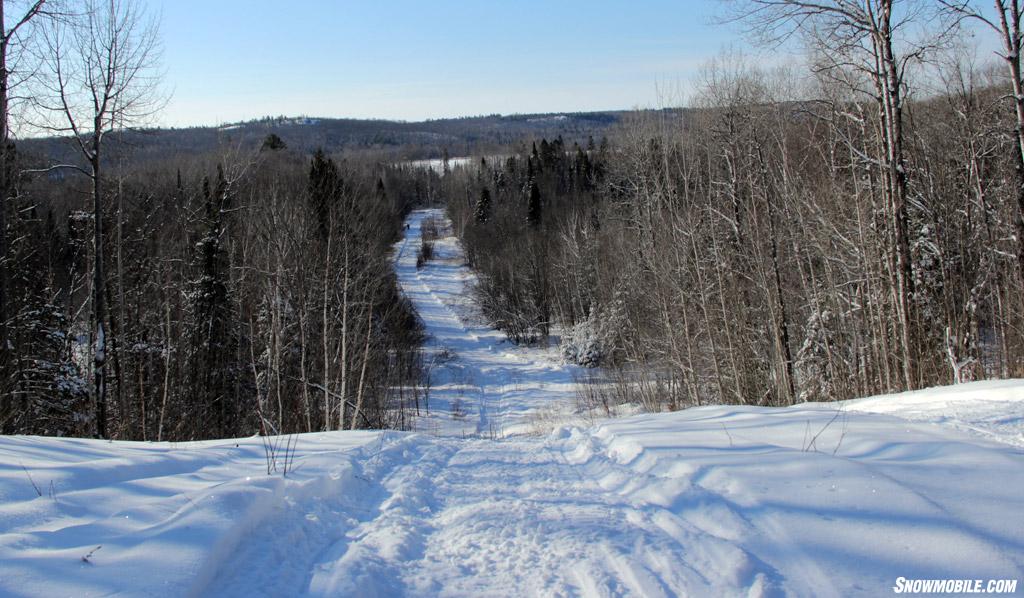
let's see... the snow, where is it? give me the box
[0,432,381,597]
[843,379,1024,448]
[0,208,1021,597]
[404,157,474,174]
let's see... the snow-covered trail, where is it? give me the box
[213,210,786,596]
[0,209,1022,597]
[394,208,583,438]
[302,432,778,597]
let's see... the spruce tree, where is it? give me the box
[308,149,342,235]
[539,138,553,169]
[475,187,492,224]
[261,133,287,151]
[189,166,238,437]
[527,180,542,228]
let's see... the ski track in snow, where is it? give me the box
[0,208,1022,597]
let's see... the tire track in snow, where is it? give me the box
[193,433,435,598]
[304,436,463,596]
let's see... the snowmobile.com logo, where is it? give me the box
[893,577,1019,594]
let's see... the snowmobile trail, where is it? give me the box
[1,209,1021,597]
[298,209,782,596]
[289,208,1019,597]
[302,433,781,597]
[393,208,584,439]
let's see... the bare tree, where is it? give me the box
[35,0,162,437]
[0,0,50,399]
[729,0,959,390]
[939,1,1024,291]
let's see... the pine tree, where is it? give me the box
[308,149,342,236]
[527,180,542,228]
[539,139,552,170]
[188,166,238,437]
[574,144,592,190]
[261,133,287,151]
[475,187,492,224]
[2,203,86,435]
[11,299,85,436]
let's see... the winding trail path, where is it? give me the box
[298,209,785,596]
[393,208,583,439]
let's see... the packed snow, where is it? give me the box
[0,209,1021,597]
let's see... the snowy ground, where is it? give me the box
[0,209,1021,597]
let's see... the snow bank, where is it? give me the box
[2,385,1021,596]
[0,431,381,597]
[559,397,1024,596]
[843,379,1024,447]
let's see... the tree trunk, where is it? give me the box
[338,241,349,430]
[92,147,107,438]
[0,4,10,391]
[999,0,1024,290]
[350,302,374,430]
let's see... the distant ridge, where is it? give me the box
[19,110,650,168]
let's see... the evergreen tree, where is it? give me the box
[475,187,492,224]
[2,204,85,436]
[539,139,552,171]
[574,144,592,190]
[11,299,85,436]
[308,149,342,235]
[261,133,287,151]
[527,180,542,228]
[188,166,239,437]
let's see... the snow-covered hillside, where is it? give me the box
[0,210,1021,597]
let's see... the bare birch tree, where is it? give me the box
[729,0,958,390]
[939,1,1024,291]
[34,0,162,437]
[0,0,51,407]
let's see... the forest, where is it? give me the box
[3,0,1024,439]
[445,2,1024,411]
[0,0,439,439]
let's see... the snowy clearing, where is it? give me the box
[0,209,1021,597]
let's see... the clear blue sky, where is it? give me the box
[155,0,748,127]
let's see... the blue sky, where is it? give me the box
[155,0,748,127]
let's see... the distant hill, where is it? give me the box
[18,111,632,168]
